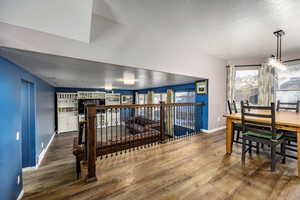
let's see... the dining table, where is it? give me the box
[224,110,300,177]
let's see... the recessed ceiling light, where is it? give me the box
[123,72,136,85]
[105,84,112,90]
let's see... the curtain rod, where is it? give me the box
[227,57,300,68]
[226,64,262,68]
[283,58,300,63]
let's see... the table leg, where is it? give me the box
[297,130,300,177]
[226,118,234,154]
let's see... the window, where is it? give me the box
[153,93,167,104]
[137,93,148,116]
[138,93,148,104]
[234,68,259,105]
[152,93,166,119]
[175,91,195,103]
[174,91,196,128]
[276,62,300,102]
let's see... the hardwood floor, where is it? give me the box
[23,131,300,200]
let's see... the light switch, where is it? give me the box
[16,132,20,141]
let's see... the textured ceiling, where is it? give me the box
[1,0,300,91]
[92,0,300,60]
[0,47,201,89]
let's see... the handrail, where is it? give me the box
[90,102,205,110]
[165,102,204,107]
[82,101,205,182]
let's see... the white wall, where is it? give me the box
[0,0,94,43]
[0,17,227,130]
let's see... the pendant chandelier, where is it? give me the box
[268,30,287,71]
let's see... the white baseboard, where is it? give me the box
[37,133,55,168]
[201,126,225,134]
[17,189,24,200]
[22,166,36,172]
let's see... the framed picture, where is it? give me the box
[196,80,208,94]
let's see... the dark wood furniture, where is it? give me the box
[277,100,300,159]
[73,122,161,179]
[74,102,205,181]
[224,109,300,177]
[227,100,242,143]
[241,102,286,171]
[277,100,300,112]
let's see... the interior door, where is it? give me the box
[21,80,36,168]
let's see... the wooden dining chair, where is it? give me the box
[277,100,300,159]
[227,100,242,143]
[227,100,238,115]
[277,100,300,112]
[241,102,286,171]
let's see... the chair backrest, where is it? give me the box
[243,100,250,111]
[227,100,238,114]
[241,101,276,140]
[277,100,300,112]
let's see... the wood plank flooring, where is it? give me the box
[23,131,300,200]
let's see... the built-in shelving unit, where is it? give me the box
[57,93,78,133]
[121,95,134,104]
[77,91,105,100]
[105,93,121,105]
[57,91,126,133]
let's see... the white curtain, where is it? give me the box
[226,65,236,101]
[258,63,275,106]
[147,91,153,104]
[166,89,174,103]
[135,92,139,104]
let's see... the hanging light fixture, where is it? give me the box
[268,30,287,71]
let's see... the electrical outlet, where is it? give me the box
[16,132,20,141]
[17,175,20,185]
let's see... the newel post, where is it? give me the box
[160,101,166,143]
[86,104,97,183]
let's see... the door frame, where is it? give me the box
[21,79,37,169]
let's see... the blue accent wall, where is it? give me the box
[136,82,209,130]
[57,83,209,130]
[0,57,55,200]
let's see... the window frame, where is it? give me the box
[137,93,148,104]
[275,60,300,102]
[153,92,167,104]
[234,66,259,105]
[275,60,300,92]
[174,91,196,103]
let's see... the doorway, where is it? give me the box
[21,80,36,168]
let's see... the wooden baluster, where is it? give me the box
[160,101,166,143]
[84,106,88,162]
[86,105,97,183]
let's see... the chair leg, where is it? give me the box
[271,144,276,172]
[236,130,240,142]
[249,140,252,155]
[232,127,235,144]
[261,143,264,149]
[256,142,260,154]
[242,137,246,167]
[76,157,81,179]
[281,140,286,164]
